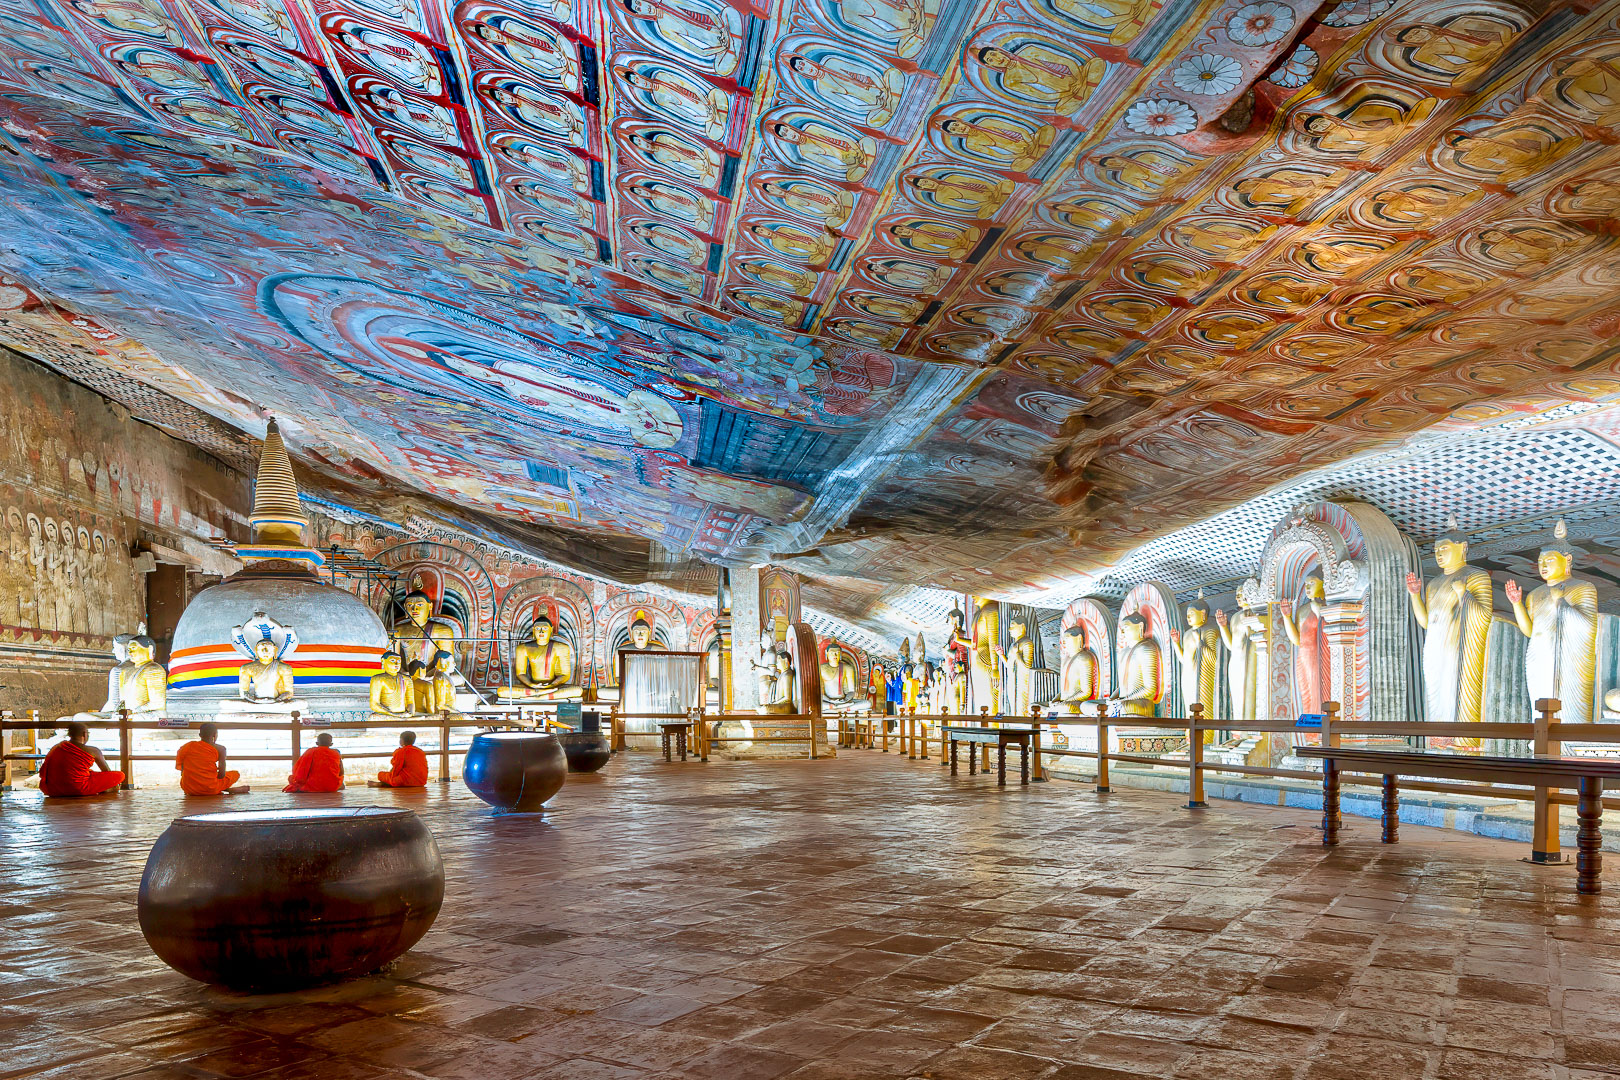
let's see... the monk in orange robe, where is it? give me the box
[39,722,124,797]
[176,723,248,796]
[370,730,429,788]
[284,732,344,792]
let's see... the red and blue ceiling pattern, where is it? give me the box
[0,0,1618,616]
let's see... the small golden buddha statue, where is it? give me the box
[1507,518,1599,724]
[425,649,462,718]
[1114,614,1162,718]
[121,635,168,715]
[390,590,457,668]
[239,638,296,703]
[370,652,418,718]
[819,642,861,706]
[498,616,581,700]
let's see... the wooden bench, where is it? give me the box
[944,726,1031,786]
[1299,746,1620,896]
[658,721,692,762]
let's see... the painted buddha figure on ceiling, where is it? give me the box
[1405,517,1491,728]
[498,615,581,700]
[1059,624,1098,711]
[1114,613,1162,718]
[1507,519,1599,725]
[390,589,457,669]
[1170,592,1219,721]
[820,642,861,706]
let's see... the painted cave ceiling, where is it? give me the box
[1,0,1620,629]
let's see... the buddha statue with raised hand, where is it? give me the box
[1169,592,1219,720]
[1405,516,1492,727]
[1507,518,1598,724]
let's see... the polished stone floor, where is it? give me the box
[2,750,1613,1080]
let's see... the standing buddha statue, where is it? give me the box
[1214,606,1264,723]
[945,606,972,714]
[1507,519,1599,724]
[1005,614,1036,717]
[1114,613,1162,717]
[1404,516,1492,727]
[1278,574,1331,716]
[970,597,1001,714]
[1169,592,1219,720]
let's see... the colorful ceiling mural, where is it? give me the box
[0,0,1618,625]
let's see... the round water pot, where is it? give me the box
[464,731,567,811]
[138,806,443,992]
[556,731,611,774]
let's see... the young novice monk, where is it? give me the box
[284,731,344,792]
[369,730,429,788]
[39,722,124,797]
[176,724,249,795]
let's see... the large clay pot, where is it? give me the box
[463,731,567,811]
[138,807,443,992]
[556,731,611,774]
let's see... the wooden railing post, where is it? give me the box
[611,706,624,752]
[1322,700,1341,748]
[1,710,13,791]
[439,712,452,783]
[1533,697,1562,863]
[939,713,949,765]
[290,711,302,775]
[1187,703,1206,808]
[118,707,133,789]
[1095,702,1110,793]
[881,712,889,753]
[919,714,929,760]
[1030,706,1046,782]
[906,709,917,760]
[697,707,710,762]
[979,706,992,772]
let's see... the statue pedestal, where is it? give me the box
[216,699,310,719]
[495,686,583,702]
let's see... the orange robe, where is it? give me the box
[176,740,240,795]
[377,745,429,787]
[284,745,344,792]
[39,741,123,797]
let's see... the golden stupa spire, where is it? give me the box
[249,418,308,547]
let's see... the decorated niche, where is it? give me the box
[759,566,800,644]
[1238,500,1417,727]
[1117,582,1182,719]
[1060,598,1115,710]
[371,541,498,682]
[497,574,594,686]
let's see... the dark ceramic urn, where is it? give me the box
[463,731,567,811]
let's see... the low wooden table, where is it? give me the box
[1299,747,1620,895]
[659,721,692,762]
[944,725,1031,786]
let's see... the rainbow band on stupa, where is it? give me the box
[169,643,388,691]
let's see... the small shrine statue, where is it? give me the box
[868,662,887,711]
[498,616,581,700]
[628,611,656,651]
[239,638,296,704]
[1278,574,1331,716]
[370,651,418,718]
[68,628,140,723]
[1215,606,1266,723]
[970,597,1001,713]
[1169,592,1219,720]
[1059,624,1098,711]
[121,634,168,716]
[424,649,461,717]
[759,645,795,714]
[1004,614,1037,717]
[390,589,457,668]
[1405,517,1492,726]
[1114,613,1162,717]
[1507,519,1599,724]
[819,642,862,706]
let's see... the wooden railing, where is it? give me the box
[0,707,535,795]
[848,699,1620,864]
[609,707,825,761]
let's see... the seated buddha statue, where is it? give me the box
[498,617,581,700]
[370,652,419,719]
[819,643,862,707]
[66,629,138,723]
[218,637,310,716]
[759,647,795,714]
[120,635,169,716]
[424,649,464,719]
[390,591,457,668]
[1113,614,1163,718]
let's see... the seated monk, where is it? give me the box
[176,724,248,795]
[369,730,429,788]
[284,732,344,792]
[38,722,124,797]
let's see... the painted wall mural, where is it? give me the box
[0,0,1616,636]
